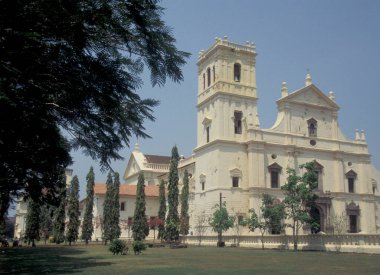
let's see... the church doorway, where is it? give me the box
[349,215,358,233]
[310,205,321,234]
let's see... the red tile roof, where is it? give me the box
[94,183,159,197]
[144,154,171,164]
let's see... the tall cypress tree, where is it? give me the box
[24,199,41,247]
[53,174,66,244]
[102,172,113,244]
[110,172,121,241]
[39,203,54,245]
[157,179,166,241]
[81,167,95,244]
[180,170,190,235]
[132,172,149,241]
[66,175,80,245]
[166,145,180,241]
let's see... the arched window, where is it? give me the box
[200,174,206,191]
[307,118,317,137]
[207,67,211,87]
[212,66,215,82]
[203,73,205,90]
[234,63,241,82]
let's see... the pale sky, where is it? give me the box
[70,0,380,199]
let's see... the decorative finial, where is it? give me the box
[246,41,250,46]
[361,130,366,142]
[255,113,261,128]
[329,91,335,101]
[215,37,219,42]
[134,143,140,152]
[281,81,288,98]
[223,36,228,41]
[355,129,360,141]
[305,71,312,86]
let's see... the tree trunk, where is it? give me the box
[32,239,35,247]
[293,221,297,251]
[261,232,265,250]
[85,239,88,245]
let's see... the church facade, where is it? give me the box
[184,37,380,235]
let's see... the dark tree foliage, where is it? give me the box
[110,172,121,241]
[39,203,54,245]
[66,175,80,245]
[165,146,180,241]
[132,172,149,241]
[157,179,166,240]
[52,176,67,244]
[24,199,41,247]
[0,0,189,226]
[81,167,95,244]
[102,172,113,244]
[261,194,285,235]
[180,170,190,235]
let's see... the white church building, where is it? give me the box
[14,38,380,242]
[136,37,380,236]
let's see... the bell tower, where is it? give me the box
[196,37,259,148]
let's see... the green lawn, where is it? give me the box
[1,244,380,274]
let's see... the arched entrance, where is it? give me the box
[310,205,321,234]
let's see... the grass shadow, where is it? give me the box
[0,245,112,274]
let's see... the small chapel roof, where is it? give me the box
[94,183,159,197]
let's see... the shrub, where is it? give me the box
[133,240,146,255]
[109,239,128,255]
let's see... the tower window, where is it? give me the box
[201,181,205,191]
[213,66,215,82]
[207,67,211,87]
[234,63,241,82]
[206,126,210,143]
[203,73,205,90]
[232,177,239,188]
[234,111,243,134]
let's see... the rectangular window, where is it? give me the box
[206,126,210,143]
[201,182,205,191]
[271,171,279,188]
[232,177,239,188]
[348,178,355,193]
[234,111,242,134]
[120,202,125,211]
[314,171,319,189]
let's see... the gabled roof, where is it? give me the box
[145,155,171,164]
[94,183,159,197]
[277,84,339,111]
